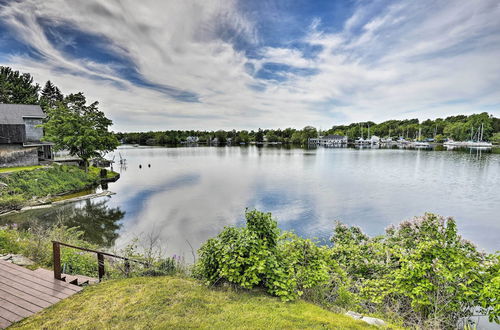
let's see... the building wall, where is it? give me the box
[0,144,38,168]
[23,118,44,142]
[0,124,26,143]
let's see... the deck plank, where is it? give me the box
[0,263,81,294]
[0,274,70,300]
[0,289,45,313]
[0,281,60,305]
[0,260,83,329]
[0,298,32,318]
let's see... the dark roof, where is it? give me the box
[0,104,45,125]
[323,134,347,139]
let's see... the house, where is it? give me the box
[0,104,53,167]
[185,136,199,143]
[309,134,348,146]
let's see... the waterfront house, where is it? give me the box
[185,136,199,143]
[0,104,53,167]
[309,134,348,146]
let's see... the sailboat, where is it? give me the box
[412,127,430,147]
[468,124,492,147]
[444,124,492,148]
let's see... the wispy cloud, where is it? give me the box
[0,0,499,131]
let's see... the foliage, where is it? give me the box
[197,210,499,328]
[491,132,500,144]
[40,80,64,110]
[332,214,499,329]
[0,225,99,276]
[0,165,107,213]
[43,92,119,170]
[0,66,40,104]
[117,112,499,145]
[195,209,335,301]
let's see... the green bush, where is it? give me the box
[0,195,26,212]
[332,214,499,328]
[0,225,99,276]
[195,209,334,301]
[0,227,23,254]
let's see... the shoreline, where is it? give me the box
[0,166,120,217]
[0,190,117,217]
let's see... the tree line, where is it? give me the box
[117,113,500,146]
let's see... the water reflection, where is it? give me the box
[1,199,124,247]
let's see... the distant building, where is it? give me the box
[185,136,199,143]
[309,135,348,146]
[0,104,53,167]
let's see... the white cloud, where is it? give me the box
[1,0,499,131]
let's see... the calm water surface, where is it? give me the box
[2,145,499,256]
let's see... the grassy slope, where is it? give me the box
[12,277,375,329]
[0,165,119,212]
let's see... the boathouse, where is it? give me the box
[0,104,53,167]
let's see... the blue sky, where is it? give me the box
[1,0,499,131]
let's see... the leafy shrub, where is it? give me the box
[195,209,334,301]
[0,195,26,212]
[0,225,99,276]
[0,227,23,254]
[332,213,499,329]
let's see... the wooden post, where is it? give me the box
[125,260,130,276]
[97,253,105,281]
[53,241,61,280]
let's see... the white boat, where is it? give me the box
[411,127,430,147]
[444,124,492,148]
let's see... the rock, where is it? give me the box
[345,311,386,327]
[361,316,386,326]
[345,311,363,319]
[6,254,35,266]
[0,254,14,260]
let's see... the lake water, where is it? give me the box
[2,145,499,257]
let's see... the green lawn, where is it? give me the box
[0,165,42,173]
[12,277,377,329]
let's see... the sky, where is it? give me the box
[1,0,499,132]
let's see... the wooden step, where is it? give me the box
[0,260,82,329]
[33,268,99,286]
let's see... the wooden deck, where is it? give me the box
[0,260,82,329]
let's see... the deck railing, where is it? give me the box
[52,241,149,282]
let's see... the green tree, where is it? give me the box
[491,132,500,144]
[40,80,64,111]
[255,129,264,143]
[43,93,119,171]
[0,66,40,104]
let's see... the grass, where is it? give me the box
[0,165,42,173]
[11,277,377,329]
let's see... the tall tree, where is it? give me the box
[43,92,119,171]
[0,66,40,104]
[40,80,64,110]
